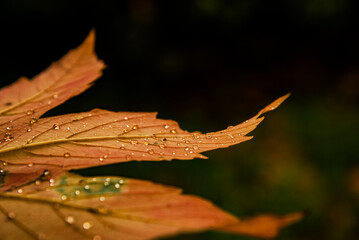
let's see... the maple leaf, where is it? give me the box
[0,31,302,239]
[0,173,303,240]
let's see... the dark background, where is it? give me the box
[1,0,359,239]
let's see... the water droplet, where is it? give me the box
[17,189,23,194]
[99,196,105,202]
[83,221,93,230]
[170,129,177,134]
[132,124,139,130]
[147,149,154,154]
[61,195,68,200]
[49,179,55,186]
[164,125,170,129]
[125,155,131,160]
[53,94,59,99]
[52,124,60,130]
[26,128,32,132]
[123,129,129,133]
[66,127,71,131]
[6,126,12,130]
[47,100,52,105]
[29,118,38,125]
[193,146,199,150]
[27,163,33,167]
[93,235,102,240]
[7,212,16,219]
[120,146,125,150]
[228,134,235,139]
[26,139,33,144]
[35,180,41,185]
[119,179,125,184]
[104,181,110,186]
[75,190,81,196]
[43,169,50,176]
[84,185,90,190]
[103,155,108,159]
[184,146,190,151]
[124,117,128,120]
[114,183,120,189]
[159,143,166,149]
[65,216,75,224]
[63,152,70,158]
[99,157,104,161]
[4,133,13,142]
[130,139,138,145]
[185,140,190,144]
[26,110,35,115]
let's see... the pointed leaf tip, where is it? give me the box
[257,93,290,116]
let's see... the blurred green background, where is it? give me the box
[1,0,359,239]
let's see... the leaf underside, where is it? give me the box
[0,173,303,240]
[0,31,301,239]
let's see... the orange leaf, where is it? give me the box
[0,30,105,135]
[0,95,288,191]
[0,173,302,240]
[219,212,304,238]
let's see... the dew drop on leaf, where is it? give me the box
[93,235,102,240]
[53,94,59,99]
[75,190,81,196]
[132,124,139,130]
[7,212,16,219]
[147,149,154,154]
[83,221,93,230]
[99,196,105,202]
[29,117,38,125]
[26,128,32,132]
[130,140,138,145]
[170,129,177,134]
[17,189,23,194]
[84,185,90,190]
[65,216,75,224]
[27,163,33,167]
[4,133,13,142]
[26,110,35,115]
[63,152,71,158]
[184,147,190,151]
[61,195,68,200]
[52,124,60,130]
[43,169,50,176]
[114,183,120,189]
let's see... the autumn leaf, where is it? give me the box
[0,31,302,239]
[0,173,303,240]
[0,30,105,135]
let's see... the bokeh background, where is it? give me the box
[1,0,359,239]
